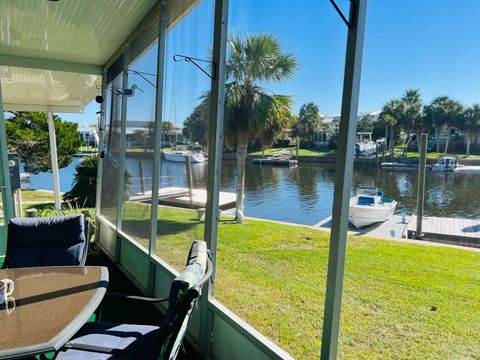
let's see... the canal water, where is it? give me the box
[23,156,480,226]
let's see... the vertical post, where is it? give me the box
[321,1,368,359]
[415,133,427,239]
[138,161,145,195]
[47,110,61,210]
[95,68,108,216]
[185,156,193,201]
[149,0,167,260]
[199,0,229,356]
[116,45,130,233]
[0,80,13,226]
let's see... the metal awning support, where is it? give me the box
[149,0,168,260]
[199,0,229,356]
[321,0,368,359]
[0,79,14,230]
[47,110,61,210]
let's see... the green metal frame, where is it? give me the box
[114,44,130,261]
[321,1,368,359]
[149,0,167,259]
[0,79,14,248]
[95,68,108,216]
[199,0,229,355]
[147,0,168,295]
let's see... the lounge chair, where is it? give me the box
[2,215,87,268]
[55,240,212,360]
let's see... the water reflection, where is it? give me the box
[118,156,480,225]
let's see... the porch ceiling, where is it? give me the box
[0,0,199,113]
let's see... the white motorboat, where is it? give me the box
[355,132,376,157]
[163,150,205,163]
[163,147,205,163]
[431,157,457,172]
[20,172,31,182]
[349,188,397,228]
[431,156,480,173]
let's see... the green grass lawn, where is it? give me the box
[117,202,480,360]
[250,147,336,157]
[392,148,480,160]
[20,189,59,203]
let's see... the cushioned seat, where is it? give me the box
[56,323,160,360]
[55,240,212,360]
[3,214,87,269]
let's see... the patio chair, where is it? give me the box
[2,214,87,269]
[55,240,213,360]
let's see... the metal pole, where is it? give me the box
[415,133,427,239]
[199,0,229,355]
[321,1,368,359]
[0,80,14,229]
[115,44,130,234]
[149,0,167,258]
[185,156,193,202]
[138,161,145,195]
[47,110,61,210]
[95,68,108,217]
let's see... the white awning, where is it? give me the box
[0,0,199,113]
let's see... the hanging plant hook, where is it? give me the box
[329,0,353,29]
[173,54,215,80]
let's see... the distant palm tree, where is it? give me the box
[380,99,402,158]
[223,33,298,223]
[400,89,423,151]
[462,104,480,155]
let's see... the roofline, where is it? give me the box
[0,55,102,75]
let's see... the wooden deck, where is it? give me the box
[129,186,236,210]
[407,216,480,248]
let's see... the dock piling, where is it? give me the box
[416,133,427,239]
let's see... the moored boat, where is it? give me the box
[163,150,205,163]
[431,156,480,173]
[349,188,397,228]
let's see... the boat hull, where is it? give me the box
[349,199,397,228]
[163,151,205,163]
[454,166,480,174]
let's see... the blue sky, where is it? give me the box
[62,0,480,128]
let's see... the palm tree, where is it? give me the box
[462,104,480,155]
[380,99,401,159]
[399,89,423,151]
[64,155,99,207]
[293,102,321,147]
[223,33,298,223]
[443,99,464,154]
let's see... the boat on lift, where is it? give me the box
[349,188,397,228]
[431,156,480,173]
[163,145,205,163]
[355,132,376,157]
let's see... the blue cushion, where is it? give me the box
[56,322,160,360]
[5,215,87,268]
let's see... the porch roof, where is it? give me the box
[0,0,198,113]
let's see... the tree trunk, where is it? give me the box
[436,127,440,153]
[466,133,471,156]
[444,127,451,154]
[235,131,248,224]
[389,125,395,161]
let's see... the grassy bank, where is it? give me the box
[117,203,480,360]
[249,147,336,157]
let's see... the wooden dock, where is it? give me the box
[315,214,408,239]
[407,216,480,248]
[129,186,236,210]
[251,158,298,166]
